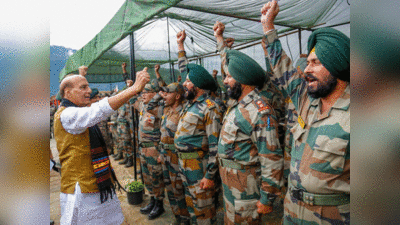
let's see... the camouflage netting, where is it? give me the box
[59,0,350,85]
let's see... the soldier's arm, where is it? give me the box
[203,106,222,180]
[147,93,164,119]
[252,113,284,206]
[177,30,189,76]
[214,21,231,75]
[129,94,142,111]
[260,2,307,111]
[154,64,167,87]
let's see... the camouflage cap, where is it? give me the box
[160,82,184,95]
[144,79,160,92]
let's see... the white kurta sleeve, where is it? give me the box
[60,97,116,134]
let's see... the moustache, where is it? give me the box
[305,74,318,82]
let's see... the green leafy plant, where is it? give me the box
[125,180,144,193]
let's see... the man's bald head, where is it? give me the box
[59,74,92,106]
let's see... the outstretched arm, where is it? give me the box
[260,0,306,111]
[177,30,189,75]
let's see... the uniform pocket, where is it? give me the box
[194,185,213,208]
[310,136,348,174]
[181,114,199,135]
[234,199,260,222]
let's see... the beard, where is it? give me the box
[184,87,196,100]
[226,81,242,101]
[306,73,338,98]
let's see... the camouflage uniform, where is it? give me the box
[98,117,113,155]
[174,93,222,225]
[108,110,119,154]
[217,90,284,225]
[116,103,133,156]
[147,88,191,222]
[216,40,284,224]
[130,79,165,201]
[264,30,350,224]
[177,51,223,225]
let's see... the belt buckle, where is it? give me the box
[291,188,304,201]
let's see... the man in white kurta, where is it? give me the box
[54,70,150,225]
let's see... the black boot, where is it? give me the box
[114,152,124,160]
[119,154,129,165]
[125,156,134,168]
[140,197,155,214]
[148,199,165,220]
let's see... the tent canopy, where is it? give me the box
[59,0,350,83]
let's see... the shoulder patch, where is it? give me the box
[255,100,270,114]
[205,99,215,109]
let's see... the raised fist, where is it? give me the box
[261,0,279,33]
[213,21,225,38]
[177,30,186,44]
[154,64,160,73]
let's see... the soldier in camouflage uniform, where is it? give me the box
[175,30,223,225]
[130,69,167,220]
[213,23,284,224]
[93,93,114,155]
[147,82,191,225]
[261,2,350,224]
[108,93,120,159]
[215,21,288,195]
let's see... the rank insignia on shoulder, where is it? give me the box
[256,100,269,113]
[205,99,215,108]
[161,115,165,120]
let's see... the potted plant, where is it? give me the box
[125,180,144,205]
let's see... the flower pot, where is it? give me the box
[127,190,143,205]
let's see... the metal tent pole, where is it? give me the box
[167,16,175,82]
[298,28,302,55]
[129,32,139,181]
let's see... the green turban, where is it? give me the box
[144,79,160,92]
[307,27,350,82]
[225,49,266,88]
[90,88,99,99]
[187,64,217,91]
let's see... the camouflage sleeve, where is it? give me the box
[263,30,308,111]
[178,50,188,76]
[217,38,231,74]
[129,95,141,111]
[147,93,164,119]
[157,76,166,87]
[116,104,127,122]
[252,113,284,206]
[204,106,222,180]
[123,72,130,80]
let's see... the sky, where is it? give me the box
[50,0,125,49]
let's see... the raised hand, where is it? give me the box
[177,30,186,45]
[132,67,150,93]
[154,64,160,73]
[261,0,279,33]
[213,21,225,38]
